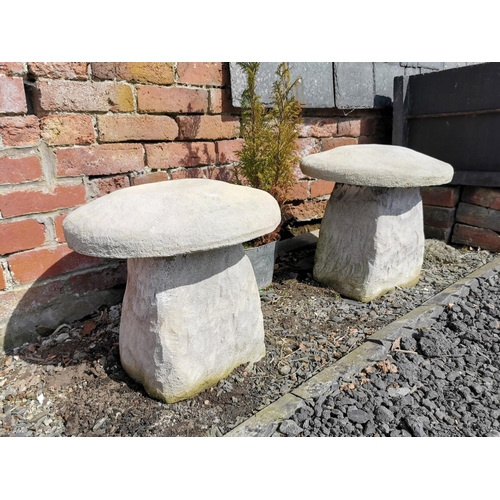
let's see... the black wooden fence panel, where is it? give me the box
[393,63,500,186]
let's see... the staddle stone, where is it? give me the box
[300,145,453,302]
[63,179,281,403]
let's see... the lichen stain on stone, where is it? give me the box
[111,86,134,112]
[126,63,174,85]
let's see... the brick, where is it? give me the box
[287,180,309,201]
[357,136,379,144]
[41,114,95,146]
[170,168,206,180]
[338,118,361,137]
[421,186,461,208]
[456,202,500,233]
[67,262,127,292]
[132,171,170,185]
[0,156,43,184]
[216,139,243,164]
[54,214,67,242]
[8,244,101,284]
[310,179,335,198]
[209,89,223,114]
[56,144,144,176]
[321,137,358,150]
[170,166,235,182]
[462,186,500,210]
[423,205,456,228]
[208,88,236,114]
[0,262,126,330]
[282,199,327,222]
[205,166,234,182]
[0,219,46,255]
[297,138,320,158]
[91,63,174,85]
[295,138,320,179]
[0,116,40,146]
[89,175,130,197]
[0,184,86,218]
[146,142,216,169]
[0,63,24,75]
[0,76,27,113]
[424,225,452,243]
[137,86,208,114]
[452,223,500,252]
[28,62,88,80]
[177,115,239,140]
[97,115,178,142]
[0,267,5,290]
[34,80,134,113]
[177,63,223,86]
[359,117,378,136]
[300,118,338,138]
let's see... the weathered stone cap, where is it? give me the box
[300,144,454,187]
[63,179,281,258]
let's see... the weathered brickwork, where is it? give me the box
[421,184,500,251]
[0,62,391,350]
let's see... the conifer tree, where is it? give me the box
[236,62,302,211]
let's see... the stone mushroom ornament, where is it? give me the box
[63,179,281,403]
[300,144,454,302]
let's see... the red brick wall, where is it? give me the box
[0,62,390,350]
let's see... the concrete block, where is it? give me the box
[288,62,334,108]
[334,62,374,108]
[374,63,405,108]
[229,62,279,107]
[418,62,444,70]
[230,62,334,108]
[404,67,420,76]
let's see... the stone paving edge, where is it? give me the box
[224,254,500,437]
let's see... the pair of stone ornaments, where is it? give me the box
[64,145,453,403]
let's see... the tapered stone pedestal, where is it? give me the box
[63,179,281,402]
[314,184,424,302]
[120,246,264,403]
[300,145,454,301]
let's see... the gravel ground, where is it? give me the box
[281,271,500,437]
[0,238,497,437]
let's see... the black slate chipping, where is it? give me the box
[286,272,500,437]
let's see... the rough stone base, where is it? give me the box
[313,184,424,302]
[119,244,265,403]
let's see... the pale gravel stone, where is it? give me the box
[300,144,453,187]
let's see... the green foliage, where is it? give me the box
[235,62,303,209]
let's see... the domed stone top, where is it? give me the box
[300,144,454,188]
[63,179,281,258]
